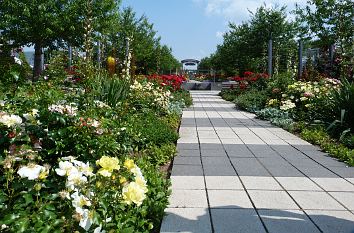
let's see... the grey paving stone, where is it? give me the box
[223,144,249,151]
[177,143,200,150]
[327,166,354,178]
[297,166,339,178]
[211,209,267,233]
[288,159,323,168]
[329,192,354,210]
[247,144,279,156]
[280,151,312,161]
[271,145,299,154]
[199,139,222,145]
[259,209,321,233]
[205,176,243,190]
[240,176,283,190]
[197,126,215,131]
[198,131,218,138]
[170,176,205,190]
[314,157,348,167]
[258,157,290,168]
[292,144,321,151]
[275,177,322,191]
[312,178,354,192]
[200,143,224,150]
[173,156,201,165]
[248,190,299,209]
[305,210,354,233]
[227,150,255,157]
[220,138,244,145]
[177,149,200,157]
[266,165,304,177]
[202,157,230,166]
[231,158,272,177]
[203,165,237,176]
[200,149,227,157]
[208,190,253,208]
[288,191,346,210]
[171,165,203,176]
[160,208,212,233]
[168,190,208,208]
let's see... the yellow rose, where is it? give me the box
[124,159,135,170]
[122,182,146,206]
[96,156,120,177]
[135,176,148,193]
[119,177,127,184]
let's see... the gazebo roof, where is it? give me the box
[181,59,200,65]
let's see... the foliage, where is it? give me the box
[44,52,68,80]
[295,0,354,78]
[0,62,180,232]
[327,79,354,135]
[97,75,130,108]
[124,111,179,148]
[256,108,295,131]
[205,5,297,75]
[0,0,120,77]
[301,127,354,166]
[273,78,340,121]
[106,7,180,75]
[172,90,193,107]
[234,90,268,113]
[143,143,176,166]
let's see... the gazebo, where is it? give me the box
[181,59,200,69]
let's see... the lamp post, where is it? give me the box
[268,33,273,77]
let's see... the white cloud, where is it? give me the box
[197,0,307,24]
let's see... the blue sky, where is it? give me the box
[122,0,307,61]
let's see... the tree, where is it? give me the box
[203,5,297,75]
[295,0,354,78]
[106,7,180,75]
[0,0,120,78]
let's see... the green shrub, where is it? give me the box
[328,79,354,134]
[97,75,130,108]
[256,108,295,131]
[220,89,244,101]
[234,90,268,112]
[267,72,295,98]
[172,90,192,107]
[143,143,177,166]
[301,127,354,166]
[124,111,179,148]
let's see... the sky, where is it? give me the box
[122,0,307,62]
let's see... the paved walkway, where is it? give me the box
[160,91,354,233]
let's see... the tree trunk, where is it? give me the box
[33,42,43,80]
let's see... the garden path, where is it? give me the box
[160,91,354,233]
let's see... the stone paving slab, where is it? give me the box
[304,210,354,233]
[160,208,212,233]
[160,91,354,233]
[258,209,321,233]
[205,176,243,190]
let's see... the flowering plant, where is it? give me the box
[147,74,186,91]
[277,78,341,120]
[130,79,172,112]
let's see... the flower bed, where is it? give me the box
[0,67,192,232]
[219,71,354,166]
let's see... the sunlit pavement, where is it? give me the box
[160,91,354,233]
